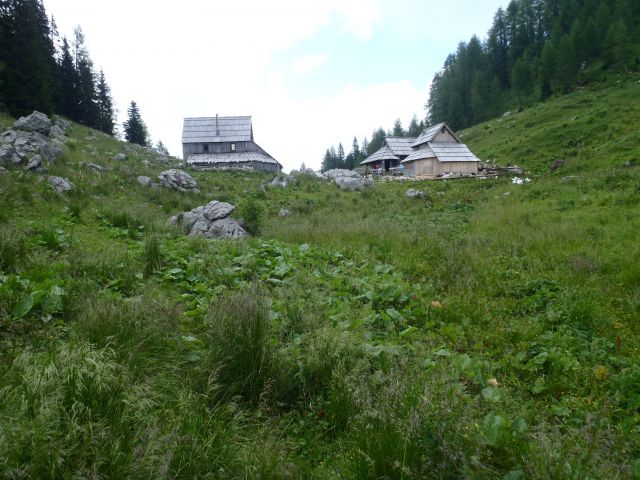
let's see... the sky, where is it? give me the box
[44,0,505,171]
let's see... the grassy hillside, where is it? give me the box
[1,78,639,479]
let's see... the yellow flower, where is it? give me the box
[431,300,443,309]
[594,365,608,380]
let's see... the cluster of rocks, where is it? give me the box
[169,200,247,239]
[0,111,68,171]
[270,175,293,188]
[323,169,373,191]
[405,188,426,198]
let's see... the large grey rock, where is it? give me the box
[48,176,74,193]
[169,200,247,240]
[14,111,51,135]
[203,201,234,221]
[323,169,359,180]
[204,217,248,239]
[114,153,126,161]
[40,140,64,162]
[0,166,7,174]
[279,209,292,217]
[0,129,17,144]
[335,176,364,191]
[405,188,425,198]
[0,145,21,166]
[158,169,198,192]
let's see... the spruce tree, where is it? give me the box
[123,101,149,146]
[96,69,114,135]
[407,115,422,137]
[0,0,57,115]
[57,36,79,120]
[392,118,404,136]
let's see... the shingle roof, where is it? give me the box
[360,145,399,165]
[186,151,278,165]
[182,116,253,143]
[402,147,435,163]
[411,122,461,147]
[384,137,417,156]
[402,143,478,163]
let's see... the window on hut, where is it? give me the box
[203,144,209,153]
[231,143,236,151]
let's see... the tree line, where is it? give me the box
[0,0,150,145]
[427,0,640,130]
[321,114,426,172]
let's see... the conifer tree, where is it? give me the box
[96,69,114,135]
[392,118,404,136]
[57,36,78,119]
[0,0,57,115]
[123,101,149,146]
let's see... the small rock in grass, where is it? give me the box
[47,175,75,193]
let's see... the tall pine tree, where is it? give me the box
[123,101,149,146]
[96,69,114,135]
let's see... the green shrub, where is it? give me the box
[142,236,163,278]
[239,196,264,236]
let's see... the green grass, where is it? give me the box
[1,77,640,478]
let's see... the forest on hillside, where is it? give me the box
[0,0,152,145]
[427,0,640,130]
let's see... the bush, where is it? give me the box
[240,196,264,236]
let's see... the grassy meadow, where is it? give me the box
[1,75,639,479]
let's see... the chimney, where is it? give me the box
[216,114,219,136]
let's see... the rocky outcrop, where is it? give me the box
[48,176,74,193]
[14,111,51,135]
[169,200,247,239]
[158,169,198,192]
[114,153,126,161]
[278,208,292,217]
[0,111,68,169]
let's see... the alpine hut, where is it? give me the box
[182,115,282,172]
[359,137,416,173]
[401,123,479,177]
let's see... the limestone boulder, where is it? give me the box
[158,169,198,192]
[14,111,51,135]
[169,200,247,240]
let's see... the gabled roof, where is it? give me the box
[186,151,279,165]
[402,143,478,163]
[411,122,460,148]
[182,116,253,143]
[360,145,399,165]
[384,137,417,157]
[360,137,417,165]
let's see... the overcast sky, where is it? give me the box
[44,0,505,171]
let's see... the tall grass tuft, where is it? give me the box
[142,236,163,278]
[205,287,273,403]
[0,231,26,273]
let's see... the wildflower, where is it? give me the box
[431,300,443,308]
[594,365,608,380]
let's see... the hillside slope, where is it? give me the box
[1,79,639,478]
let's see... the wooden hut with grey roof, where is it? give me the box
[182,115,282,172]
[359,136,416,172]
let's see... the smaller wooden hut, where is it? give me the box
[360,137,416,172]
[402,123,479,177]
